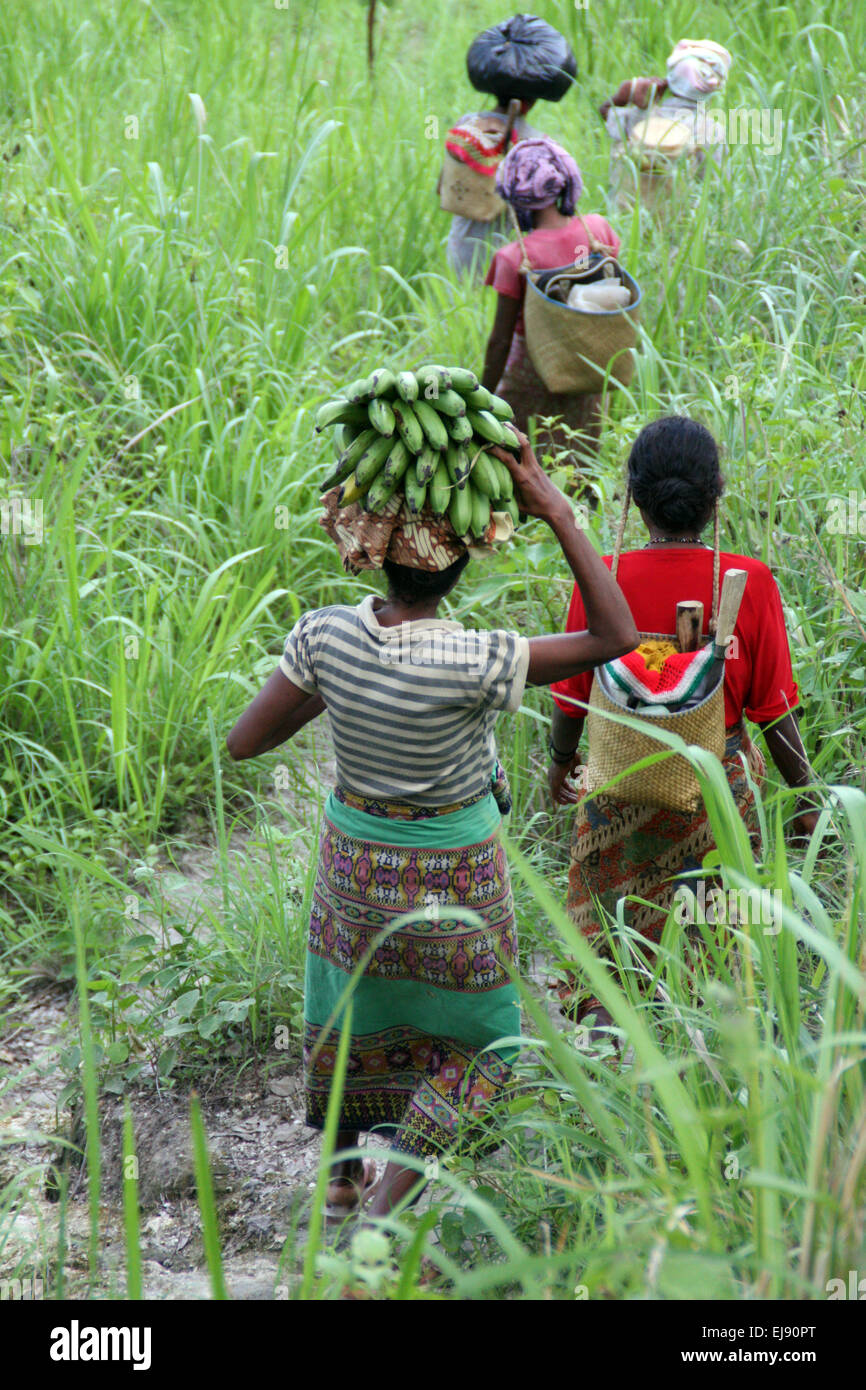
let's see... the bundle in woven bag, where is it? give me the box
[566,278,632,312]
[513,211,642,394]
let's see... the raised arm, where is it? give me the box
[600,76,668,121]
[491,434,638,687]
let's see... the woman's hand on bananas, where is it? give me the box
[489,430,570,523]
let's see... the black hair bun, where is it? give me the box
[627,417,723,533]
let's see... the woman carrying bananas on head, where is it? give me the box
[227,434,636,1219]
[481,136,622,491]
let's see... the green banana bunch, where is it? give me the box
[468,449,500,499]
[314,365,522,538]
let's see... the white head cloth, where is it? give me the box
[666,39,732,101]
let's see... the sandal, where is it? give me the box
[325,1158,377,1218]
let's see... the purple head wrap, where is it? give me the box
[495,136,583,231]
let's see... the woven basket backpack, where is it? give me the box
[584,494,746,813]
[509,210,642,394]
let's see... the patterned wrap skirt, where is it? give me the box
[497,332,604,480]
[303,787,520,1160]
[563,724,765,1014]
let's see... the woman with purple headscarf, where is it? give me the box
[481,136,622,491]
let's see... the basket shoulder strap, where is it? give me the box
[574,212,615,258]
[506,202,535,276]
[710,500,721,632]
[508,205,618,277]
[611,484,631,579]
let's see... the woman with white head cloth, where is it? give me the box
[599,38,733,206]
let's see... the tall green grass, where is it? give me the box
[1,0,864,1299]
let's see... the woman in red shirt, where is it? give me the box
[548,417,820,1024]
[481,136,621,490]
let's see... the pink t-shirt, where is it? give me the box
[485,215,622,333]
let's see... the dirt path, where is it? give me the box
[0,982,330,1298]
[1,733,567,1300]
[0,735,340,1299]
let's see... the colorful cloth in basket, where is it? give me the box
[445,119,517,177]
[601,641,717,706]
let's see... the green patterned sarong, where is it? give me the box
[303,789,520,1159]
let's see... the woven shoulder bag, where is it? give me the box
[509,209,641,394]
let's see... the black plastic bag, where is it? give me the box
[466,14,577,104]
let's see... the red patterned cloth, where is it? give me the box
[445,119,518,177]
[603,641,717,704]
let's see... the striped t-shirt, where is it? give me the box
[279,595,529,806]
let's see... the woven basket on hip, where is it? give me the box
[512,211,642,394]
[584,493,725,813]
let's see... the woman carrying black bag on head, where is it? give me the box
[441,14,576,283]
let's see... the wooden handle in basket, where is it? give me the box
[713,569,747,655]
[676,601,704,652]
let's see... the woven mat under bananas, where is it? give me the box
[316,365,520,542]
